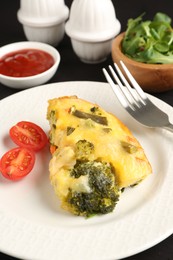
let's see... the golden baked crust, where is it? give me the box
[47,96,152,215]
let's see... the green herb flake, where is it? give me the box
[67,127,75,136]
[72,109,108,126]
[102,128,112,133]
[121,141,138,154]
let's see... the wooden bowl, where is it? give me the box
[112,32,173,93]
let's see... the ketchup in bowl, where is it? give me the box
[0,49,55,77]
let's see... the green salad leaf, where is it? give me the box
[122,12,173,64]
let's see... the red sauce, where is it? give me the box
[0,49,55,77]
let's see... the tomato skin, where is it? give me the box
[0,147,35,181]
[9,121,48,152]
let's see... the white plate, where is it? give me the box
[0,81,173,260]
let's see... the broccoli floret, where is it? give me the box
[75,140,94,161]
[67,161,120,217]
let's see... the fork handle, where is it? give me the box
[164,123,173,133]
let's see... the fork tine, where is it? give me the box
[103,62,173,132]
[108,65,137,109]
[113,63,141,107]
[102,68,129,108]
[120,61,147,103]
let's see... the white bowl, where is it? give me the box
[0,41,60,89]
[65,0,121,63]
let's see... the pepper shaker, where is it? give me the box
[65,0,121,63]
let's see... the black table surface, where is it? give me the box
[1,1,173,259]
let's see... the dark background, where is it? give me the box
[0,0,173,259]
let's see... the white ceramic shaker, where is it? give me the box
[65,0,121,63]
[17,0,69,47]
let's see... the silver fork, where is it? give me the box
[103,61,173,132]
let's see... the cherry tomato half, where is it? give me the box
[0,147,35,181]
[9,121,48,152]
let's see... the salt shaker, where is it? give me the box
[17,0,69,47]
[65,0,121,63]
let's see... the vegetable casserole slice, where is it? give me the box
[47,96,152,217]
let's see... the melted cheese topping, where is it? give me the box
[47,96,152,209]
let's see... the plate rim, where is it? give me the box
[0,81,173,260]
